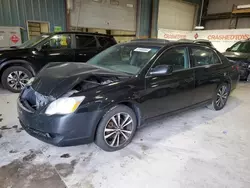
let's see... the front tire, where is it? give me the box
[95,105,137,152]
[1,66,32,93]
[207,83,230,111]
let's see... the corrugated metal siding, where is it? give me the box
[0,0,66,40]
[70,0,136,31]
[205,0,250,30]
[205,18,250,30]
[205,19,231,30]
[185,0,200,4]
[158,0,196,31]
[136,0,152,37]
[237,18,250,28]
[137,0,200,37]
[207,0,250,14]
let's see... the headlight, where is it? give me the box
[26,77,35,85]
[45,96,85,115]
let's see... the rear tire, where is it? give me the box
[1,66,32,93]
[207,83,230,111]
[95,105,137,152]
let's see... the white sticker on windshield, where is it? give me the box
[134,48,151,53]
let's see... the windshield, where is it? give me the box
[18,35,50,48]
[227,42,250,53]
[87,44,160,75]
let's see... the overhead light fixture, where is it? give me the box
[195,26,205,30]
[237,4,250,9]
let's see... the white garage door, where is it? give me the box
[158,0,196,31]
[70,0,136,31]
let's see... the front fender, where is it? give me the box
[0,59,36,75]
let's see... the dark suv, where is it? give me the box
[0,32,116,92]
[223,40,250,80]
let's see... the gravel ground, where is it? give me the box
[0,82,250,188]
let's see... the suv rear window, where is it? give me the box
[227,42,250,53]
[76,35,97,48]
[97,37,116,48]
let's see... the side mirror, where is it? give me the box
[149,65,173,76]
[41,42,51,50]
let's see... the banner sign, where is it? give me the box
[158,28,250,52]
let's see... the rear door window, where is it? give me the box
[97,37,116,48]
[75,35,97,49]
[190,47,221,67]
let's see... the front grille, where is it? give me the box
[20,120,57,140]
[20,86,55,110]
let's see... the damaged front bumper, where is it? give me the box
[17,97,103,146]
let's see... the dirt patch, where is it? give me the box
[12,125,18,128]
[0,133,2,139]
[55,159,78,177]
[0,126,11,130]
[9,150,18,154]
[60,153,70,158]
[23,150,41,162]
[140,144,150,151]
[16,128,23,133]
[0,118,3,122]
[82,152,93,165]
[0,160,66,188]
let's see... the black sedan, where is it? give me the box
[17,40,239,151]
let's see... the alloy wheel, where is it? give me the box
[104,112,134,147]
[7,71,29,90]
[215,85,228,108]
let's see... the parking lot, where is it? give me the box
[0,82,250,188]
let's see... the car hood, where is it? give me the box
[0,48,29,56]
[223,51,250,60]
[31,62,130,98]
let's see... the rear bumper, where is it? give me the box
[17,98,103,146]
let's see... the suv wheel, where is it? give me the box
[207,83,230,111]
[1,66,32,93]
[95,105,137,152]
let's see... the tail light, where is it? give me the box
[232,65,239,71]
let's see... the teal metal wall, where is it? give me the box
[137,0,201,38]
[136,0,152,38]
[0,0,66,40]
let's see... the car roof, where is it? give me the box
[195,39,211,43]
[46,31,114,37]
[129,39,170,47]
[178,39,211,43]
[128,39,214,48]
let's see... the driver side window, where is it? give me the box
[153,47,189,71]
[42,34,71,50]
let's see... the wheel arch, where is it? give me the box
[221,76,232,91]
[92,101,143,140]
[118,101,143,127]
[0,59,36,79]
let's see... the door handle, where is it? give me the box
[184,78,194,83]
[79,53,87,56]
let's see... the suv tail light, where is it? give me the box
[232,65,239,71]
